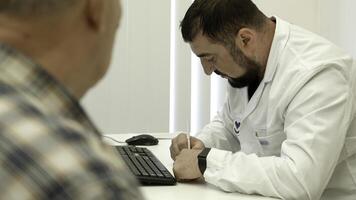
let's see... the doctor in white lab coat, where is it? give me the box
[170,0,356,199]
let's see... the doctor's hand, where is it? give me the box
[170,133,205,160]
[173,148,203,181]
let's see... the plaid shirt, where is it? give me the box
[0,44,144,200]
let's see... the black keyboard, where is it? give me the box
[115,146,176,185]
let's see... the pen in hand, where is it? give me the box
[186,120,191,149]
[186,132,191,149]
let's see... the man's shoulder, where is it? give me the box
[274,21,353,88]
[0,82,143,200]
[0,80,50,124]
[285,22,351,70]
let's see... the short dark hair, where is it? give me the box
[181,0,267,45]
[0,0,75,16]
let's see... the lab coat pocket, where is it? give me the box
[255,129,286,156]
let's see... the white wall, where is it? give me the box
[318,0,356,57]
[255,0,356,58]
[254,0,320,33]
[82,0,171,134]
[170,0,194,133]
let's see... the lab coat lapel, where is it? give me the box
[240,16,290,120]
[238,84,266,155]
[237,16,291,155]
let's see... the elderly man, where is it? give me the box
[0,0,143,199]
[170,0,356,199]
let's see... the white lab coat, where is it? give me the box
[197,17,356,200]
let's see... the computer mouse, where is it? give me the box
[125,134,159,146]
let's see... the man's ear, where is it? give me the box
[85,0,105,32]
[235,28,255,51]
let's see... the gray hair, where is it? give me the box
[0,0,75,16]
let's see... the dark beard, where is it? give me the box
[215,45,263,89]
[214,45,263,99]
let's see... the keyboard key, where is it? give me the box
[143,156,164,177]
[128,154,149,176]
[136,156,156,176]
[149,156,167,171]
[121,155,140,176]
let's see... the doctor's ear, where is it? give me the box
[85,0,106,32]
[235,28,255,49]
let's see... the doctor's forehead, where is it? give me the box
[190,38,216,57]
[189,30,231,58]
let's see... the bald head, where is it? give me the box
[0,0,76,16]
[0,0,122,98]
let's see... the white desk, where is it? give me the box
[104,133,278,200]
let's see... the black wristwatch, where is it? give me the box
[198,148,211,175]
